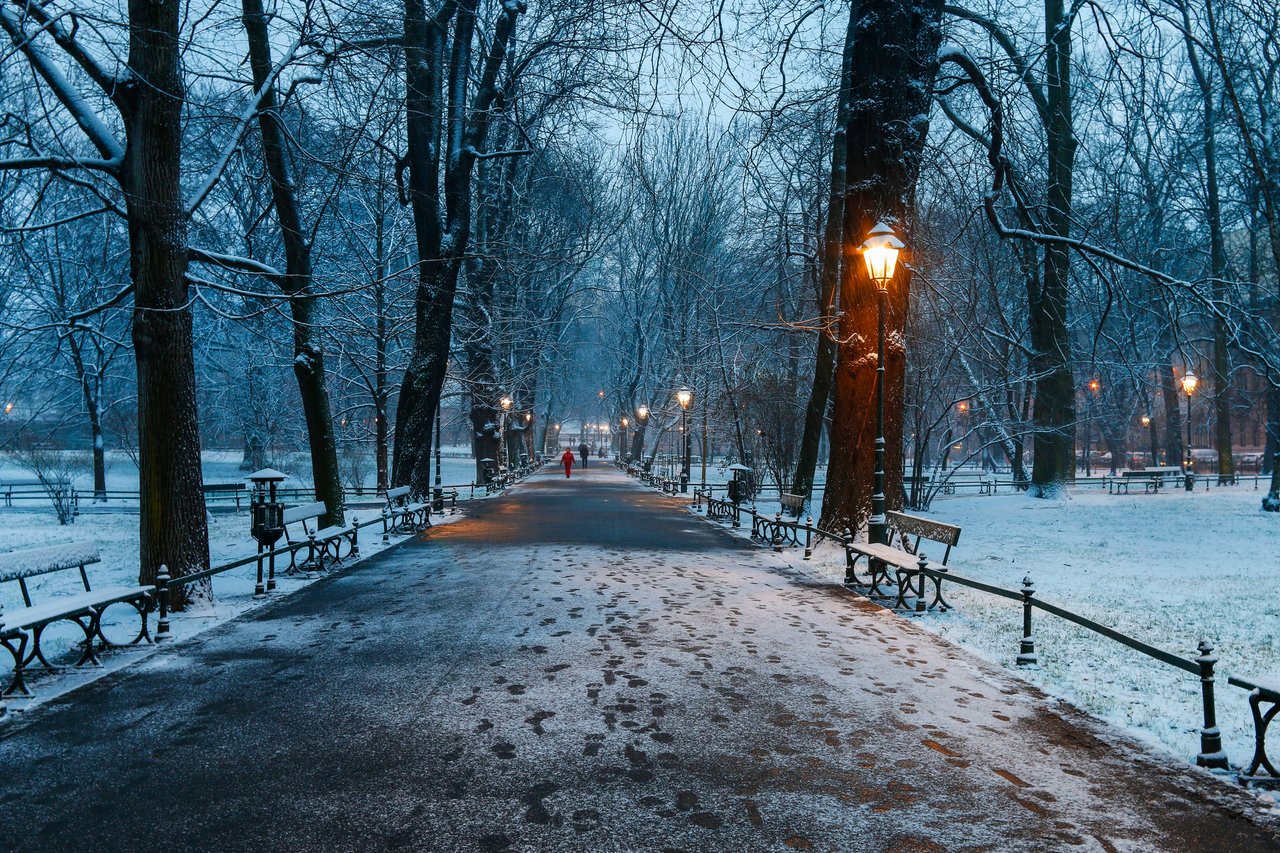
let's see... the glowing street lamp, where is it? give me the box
[1182,370,1197,481]
[676,386,693,492]
[499,396,513,470]
[860,222,904,545]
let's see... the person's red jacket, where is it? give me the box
[560,449,576,478]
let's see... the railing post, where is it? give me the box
[842,528,855,585]
[914,554,928,615]
[804,516,813,560]
[773,513,784,552]
[1196,640,1229,769]
[351,516,360,557]
[1016,576,1037,666]
[155,566,171,641]
[732,502,740,529]
[0,600,6,716]
[381,508,391,545]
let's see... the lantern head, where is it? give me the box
[860,222,904,289]
[1181,371,1198,397]
[676,387,693,410]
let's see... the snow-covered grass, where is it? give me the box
[693,481,1280,768]
[0,447,488,710]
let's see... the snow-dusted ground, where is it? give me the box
[688,480,1280,770]
[0,448,485,709]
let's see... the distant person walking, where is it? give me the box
[578,442,589,469]
[560,447,576,479]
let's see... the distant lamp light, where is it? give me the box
[1181,371,1198,397]
[676,387,693,410]
[2,402,11,414]
[1088,379,1101,393]
[957,401,968,413]
[1141,414,1151,427]
[500,396,513,410]
[637,405,650,421]
[860,222,904,289]
[525,412,532,423]
[621,417,629,428]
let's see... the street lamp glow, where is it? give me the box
[500,396,513,410]
[957,401,968,413]
[676,387,692,410]
[636,405,649,421]
[1181,371,1198,397]
[621,417,629,428]
[1141,414,1151,427]
[860,222,904,289]
[1088,379,1100,393]
[524,412,532,423]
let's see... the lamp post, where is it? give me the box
[500,395,513,472]
[636,405,650,471]
[676,386,693,493]
[861,222,903,546]
[620,416,629,460]
[1182,371,1198,489]
[1141,414,1157,467]
[1084,379,1100,477]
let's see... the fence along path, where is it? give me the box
[0,464,1275,851]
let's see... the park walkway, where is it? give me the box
[1,465,1276,852]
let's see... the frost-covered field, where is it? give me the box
[0,448,482,707]
[719,483,1279,767]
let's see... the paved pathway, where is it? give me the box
[2,466,1277,852]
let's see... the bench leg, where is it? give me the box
[72,613,102,667]
[1243,692,1280,785]
[95,599,152,648]
[1,633,29,696]
[893,570,913,610]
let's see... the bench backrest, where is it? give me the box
[887,511,961,564]
[385,486,411,504]
[283,501,327,526]
[0,541,102,606]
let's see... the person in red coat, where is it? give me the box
[560,447,576,478]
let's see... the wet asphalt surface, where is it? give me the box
[2,465,1278,852]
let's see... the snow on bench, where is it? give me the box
[281,502,357,570]
[384,486,429,534]
[0,540,151,699]
[845,511,961,612]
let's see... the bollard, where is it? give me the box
[155,566,171,641]
[1196,640,1230,769]
[914,553,928,614]
[804,516,813,560]
[1016,576,1037,665]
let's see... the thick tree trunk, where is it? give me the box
[123,0,209,606]
[820,0,945,536]
[242,0,344,526]
[394,0,521,495]
[1027,0,1077,496]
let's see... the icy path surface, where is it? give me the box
[1,467,1276,852]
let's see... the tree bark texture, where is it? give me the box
[393,0,523,496]
[241,0,345,527]
[123,0,210,605]
[1027,0,1077,496]
[820,0,945,536]
[792,9,854,504]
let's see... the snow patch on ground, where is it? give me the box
[678,481,1280,771]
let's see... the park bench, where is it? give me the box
[282,502,358,570]
[384,486,429,534]
[780,493,806,518]
[0,540,151,697]
[845,510,962,612]
[203,482,247,508]
[1109,466,1183,494]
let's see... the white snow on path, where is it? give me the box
[685,482,1280,777]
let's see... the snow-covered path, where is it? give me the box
[1,466,1275,852]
